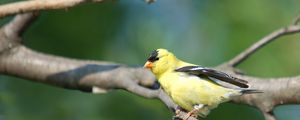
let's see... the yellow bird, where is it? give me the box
[144,49,260,120]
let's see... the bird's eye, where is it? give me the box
[155,57,159,61]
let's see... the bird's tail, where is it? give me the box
[241,89,263,94]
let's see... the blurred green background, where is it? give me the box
[1,0,300,120]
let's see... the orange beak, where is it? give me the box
[144,61,153,69]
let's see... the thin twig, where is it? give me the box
[293,15,300,25]
[145,0,156,4]
[262,112,276,120]
[3,12,38,41]
[226,25,300,67]
[0,0,103,18]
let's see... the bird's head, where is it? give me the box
[144,49,178,77]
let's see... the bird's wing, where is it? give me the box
[175,66,249,88]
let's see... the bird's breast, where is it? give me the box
[158,72,237,111]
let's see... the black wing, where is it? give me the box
[175,66,249,88]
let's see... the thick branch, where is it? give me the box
[3,44,298,120]
[226,25,300,67]
[224,71,300,110]
[0,45,197,120]
[1,2,300,120]
[0,10,196,120]
[230,75,300,120]
[0,0,103,18]
[0,45,158,91]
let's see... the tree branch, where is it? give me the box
[0,45,196,120]
[0,0,103,18]
[262,111,276,120]
[3,12,38,42]
[145,0,156,4]
[225,25,300,67]
[217,15,300,120]
[0,0,159,19]
[293,14,300,25]
[219,70,300,120]
[0,12,196,120]
[0,13,38,55]
[1,1,300,120]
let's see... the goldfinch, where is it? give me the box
[144,49,260,120]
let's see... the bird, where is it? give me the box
[143,48,261,120]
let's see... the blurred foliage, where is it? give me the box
[1,0,300,120]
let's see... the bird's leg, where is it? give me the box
[183,109,198,120]
[173,106,184,119]
[183,104,204,120]
[175,106,182,115]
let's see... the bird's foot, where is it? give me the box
[174,106,183,118]
[183,108,200,120]
[174,106,183,116]
[183,104,205,120]
[172,109,183,120]
[175,109,181,115]
[173,106,190,120]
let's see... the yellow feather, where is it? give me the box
[146,49,242,117]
